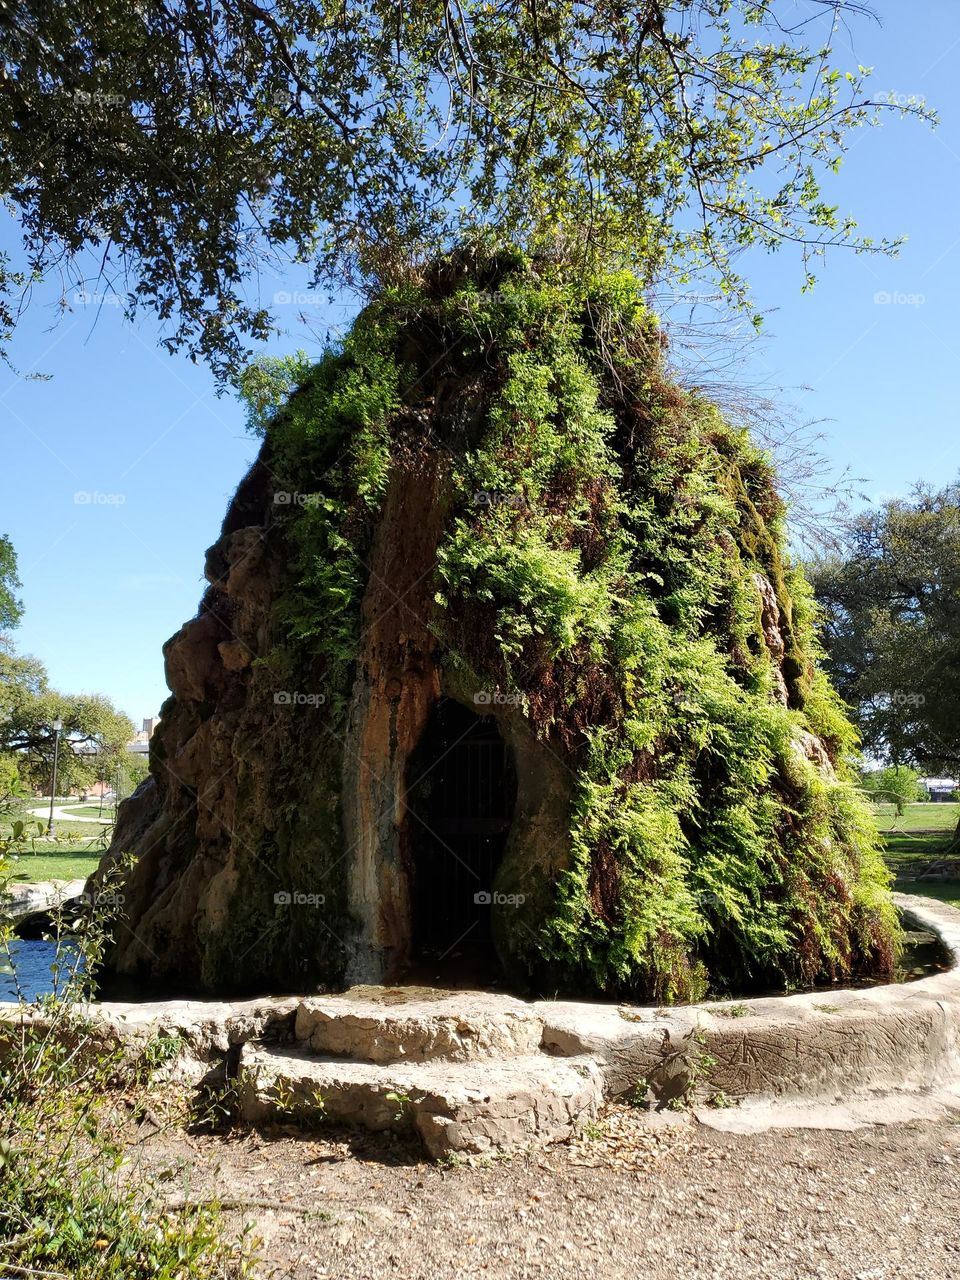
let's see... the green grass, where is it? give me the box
[60,805,114,821]
[2,813,111,843]
[874,802,960,912]
[2,810,107,882]
[884,831,956,866]
[872,801,959,834]
[6,849,103,882]
[874,801,957,867]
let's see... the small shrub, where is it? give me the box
[0,846,252,1278]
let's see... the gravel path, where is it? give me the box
[130,1104,960,1279]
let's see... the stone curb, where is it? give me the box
[2,878,88,922]
[538,893,960,1103]
[3,893,959,1120]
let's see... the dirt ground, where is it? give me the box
[126,1102,960,1280]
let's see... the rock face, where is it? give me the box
[95,255,897,1000]
[98,449,580,994]
[753,571,790,706]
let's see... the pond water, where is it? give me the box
[0,939,85,1003]
[0,918,952,1006]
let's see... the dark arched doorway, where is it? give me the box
[405,698,516,983]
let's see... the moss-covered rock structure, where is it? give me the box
[98,253,897,1001]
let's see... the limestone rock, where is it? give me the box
[89,262,894,1000]
[218,640,252,672]
[792,729,837,779]
[294,991,544,1063]
[753,572,789,705]
[237,1043,603,1157]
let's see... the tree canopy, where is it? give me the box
[810,483,960,773]
[0,535,22,632]
[860,764,924,817]
[0,639,135,794]
[1,1,929,379]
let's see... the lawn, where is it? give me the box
[883,830,956,864]
[59,805,115,821]
[2,821,108,845]
[5,849,103,882]
[2,810,109,882]
[872,801,960,834]
[874,801,960,912]
[874,802,957,868]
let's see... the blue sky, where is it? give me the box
[2,0,959,724]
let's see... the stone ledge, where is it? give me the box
[237,1043,603,1158]
[2,878,87,922]
[537,894,960,1100]
[3,893,960,1152]
[294,990,543,1063]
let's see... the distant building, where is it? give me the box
[130,716,161,755]
[921,777,959,803]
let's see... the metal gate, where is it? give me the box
[407,698,515,964]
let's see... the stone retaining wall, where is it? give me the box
[2,893,958,1154]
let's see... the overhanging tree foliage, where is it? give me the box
[0,1,930,379]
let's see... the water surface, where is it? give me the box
[1,939,84,1002]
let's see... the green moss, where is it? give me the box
[257,314,401,718]
[242,250,898,1000]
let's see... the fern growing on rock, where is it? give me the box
[97,252,897,1001]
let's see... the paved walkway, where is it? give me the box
[25,804,114,825]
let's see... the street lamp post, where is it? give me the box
[47,717,63,836]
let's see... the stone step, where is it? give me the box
[293,988,545,1064]
[237,1043,603,1158]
